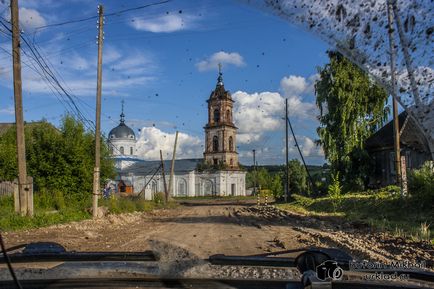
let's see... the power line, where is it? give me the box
[34,0,171,31]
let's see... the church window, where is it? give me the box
[213,158,218,165]
[230,158,233,166]
[226,109,231,122]
[120,146,124,155]
[213,109,220,123]
[229,136,233,151]
[130,147,133,155]
[213,136,219,152]
[177,179,187,196]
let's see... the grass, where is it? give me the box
[277,190,434,243]
[0,193,177,232]
[173,195,256,200]
[0,195,90,231]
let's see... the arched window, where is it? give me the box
[213,136,219,152]
[110,147,114,154]
[130,147,133,155]
[177,179,187,196]
[228,136,233,151]
[230,158,233,166]
[120,146,124,155]
[213,109,220,123]
[226,109,231,122]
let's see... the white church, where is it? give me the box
[107,70,246,200]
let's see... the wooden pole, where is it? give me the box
[93,4,104,218]
[386,0,402,193]
[168,131,179,197]
[160,150,168,203]
[253,149,256,195]
[11,0,30,216]
[285,98,289,202]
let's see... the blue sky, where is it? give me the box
[0,0,331,165]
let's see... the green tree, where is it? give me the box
[315,51,389,191]
[0,116,115,205]
[288,159,308,195]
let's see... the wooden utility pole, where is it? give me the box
[92,4,104,218]
[386,0,402,193]
[159,150,168,203]
[285,98,289,202]
[252,149,256,195]
[11,0,32,216]
[168,131,179,197]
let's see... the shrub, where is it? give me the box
[153,192,165,205]
[408,161,434,203]
[328,172,343,212]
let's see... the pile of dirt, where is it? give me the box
[240,205,434,269]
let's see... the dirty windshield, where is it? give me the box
[0,0,433,288]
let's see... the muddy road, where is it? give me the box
[3,199,433,269]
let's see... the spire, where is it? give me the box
[120,99,125,124]
[217,63,223,86]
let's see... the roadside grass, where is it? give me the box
[0,193,177,232]
[277,190,434,243]
[173,195,256,201]
[0,195,90,231]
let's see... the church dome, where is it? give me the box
[109,123,135,140]
[108,103,136,140]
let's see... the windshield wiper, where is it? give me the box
[0,242,157,263]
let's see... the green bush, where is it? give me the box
[328,173,343,212]
[153,192,165,205]
[409,161,434,203]
[292,193,314,207]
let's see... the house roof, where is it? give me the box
[119,158,203,175]
[365,111,431,153]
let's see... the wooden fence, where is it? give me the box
[0,181,14,197]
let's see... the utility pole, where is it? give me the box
[160,150,168,203]
[252,149,256,195]
[168,131,179,197]
[11,0,32,216]
[285,98,289,202]
[386,0,402,194]
[92,4,104,218]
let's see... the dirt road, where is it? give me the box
[3,199,433,269]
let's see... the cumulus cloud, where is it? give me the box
[129,14,197,33]
[232,91,283,144]
[135,127,203,160]
[196,51,245,72]
[232,74,319,145]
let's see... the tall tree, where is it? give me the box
[0,116,115,203]
[315,51,389,190]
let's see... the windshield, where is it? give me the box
[0,0,432,288]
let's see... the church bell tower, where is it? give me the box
[204,65,239,169]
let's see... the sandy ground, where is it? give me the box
[3,199,433,269]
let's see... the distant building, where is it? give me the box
[108,101,137,157]
[365,111,432,187]
[108,68,246,199]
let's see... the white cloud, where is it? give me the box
[129,14,197,33]
[196,51,245,72]
[136,127,203,160]
[233,91,283,144]
[280,75,308,95]
[298,136,324,157]
[0,106,14,115]
[3,7,47,32]
[232,74,318,145]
